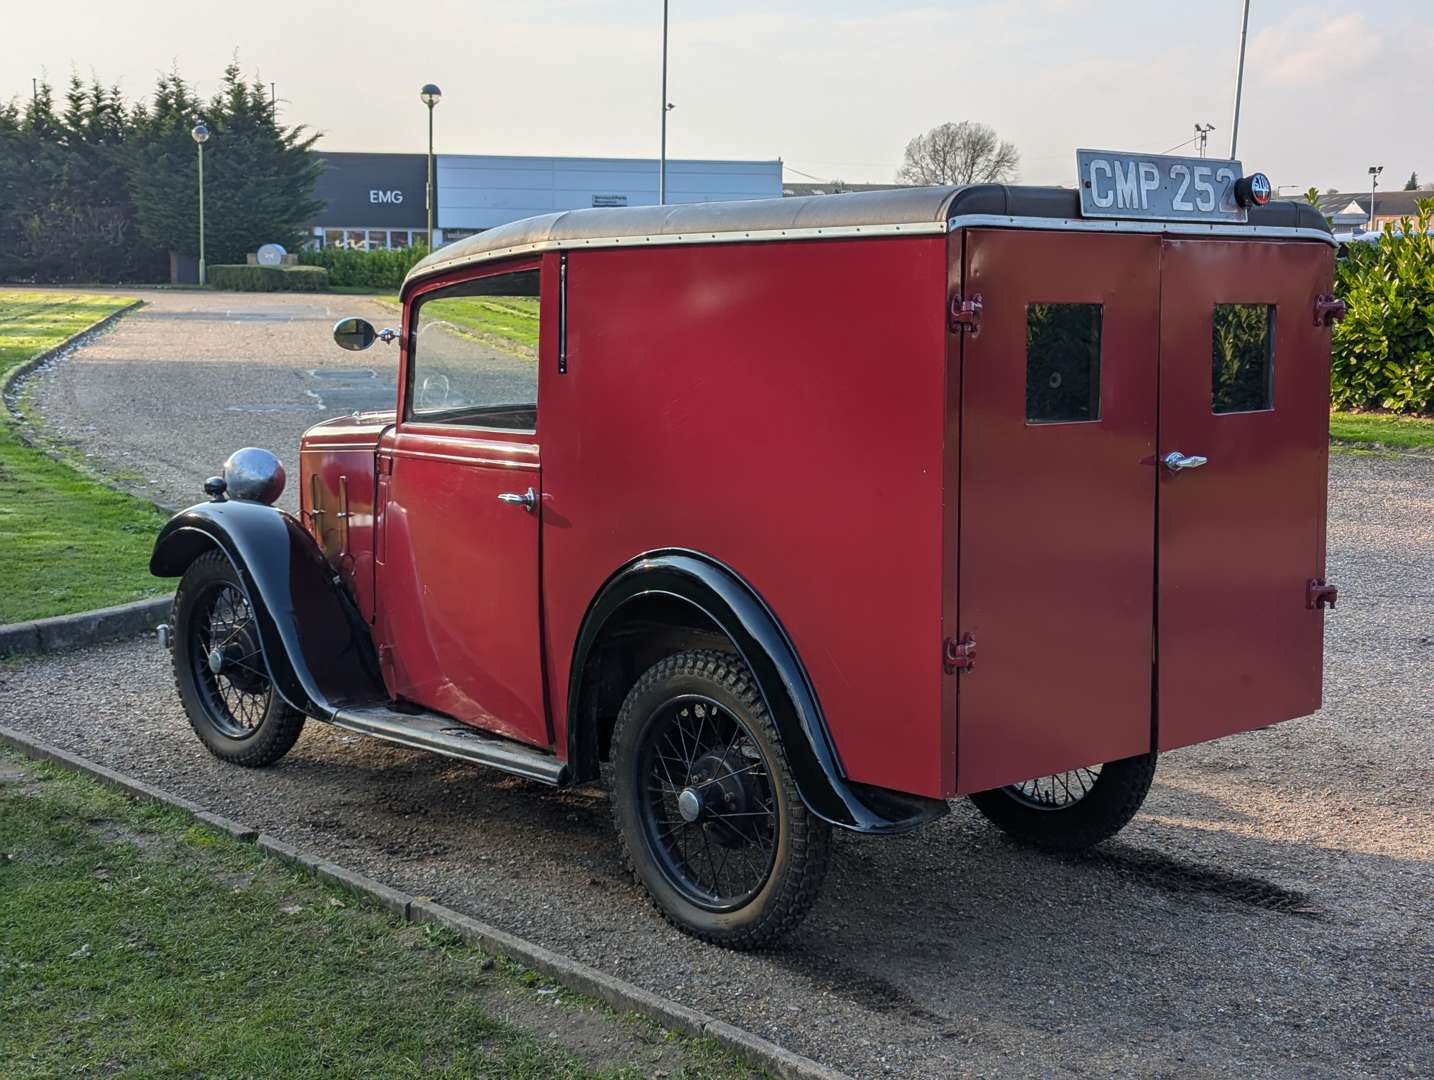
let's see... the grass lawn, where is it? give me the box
[366,293,538,357]
[1329,410,1434,451]
[0,751,753,1079]
[0,293,171,624]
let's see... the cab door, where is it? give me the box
[955,229,1161,793]
[374,263,551,748]
[1156,239,1332,749]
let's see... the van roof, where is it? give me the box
[404,183,1333,290]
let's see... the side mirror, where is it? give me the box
[333,317,376,351]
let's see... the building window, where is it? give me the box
[391,231,409,249]
[410,268,541,431]
[1025,303,1103,424]
[1212,304,1275,413]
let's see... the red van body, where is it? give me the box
[154,180,1340,945]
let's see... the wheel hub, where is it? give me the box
[676,787,703,822]
[205,623,266,693]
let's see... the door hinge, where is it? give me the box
[950,293,983,336]
[944,633,976,672]
[1307,579,1339,610]
[1313,295,1346,327]
[376,453,393,477]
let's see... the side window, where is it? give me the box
[1212,304,1274,414]
[1026,302,1103,424]
[409,268,541,430]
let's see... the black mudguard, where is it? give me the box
[569,551,948,835]
[150,500,386,718]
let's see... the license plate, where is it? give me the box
[1076,149,1247,223]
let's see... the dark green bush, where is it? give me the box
[208,264,329,292]
[298,245,428,289]
[1331,198,1434,413]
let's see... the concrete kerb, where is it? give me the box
[0,723,854,1080]
[1,297,144,428]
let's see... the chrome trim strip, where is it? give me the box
[406,220,951,283]
[944,214,1339,247]
[405,213,1335,284]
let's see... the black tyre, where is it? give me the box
[609,650,831,949]
[171,550,305,767]
[968,751,1158,853]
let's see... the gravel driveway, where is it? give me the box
[3,291,1431,1078]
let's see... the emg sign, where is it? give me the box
[370,189,404,205]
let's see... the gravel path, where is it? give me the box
[3,290,1431,1077]
[14,288,399,513]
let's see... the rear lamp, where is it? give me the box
[1234,173,1272,208]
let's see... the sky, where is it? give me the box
[6,1,1429,196]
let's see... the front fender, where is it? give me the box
[151,500,385,718]
[569,551,948,834]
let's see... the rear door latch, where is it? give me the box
[1307,579,1338,609]
[950,294,983,336]
[944,633,976,672]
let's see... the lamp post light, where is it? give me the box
[1367,165,1384,232]
[420,84,442,249]
[659,0,670,205]
[191,122,210,286]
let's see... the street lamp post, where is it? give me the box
[191,123,210,286]
[420,84,443,249]
[659,0,672,205]
[1367,165,1384,232]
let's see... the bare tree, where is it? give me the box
[897,121,1019,186]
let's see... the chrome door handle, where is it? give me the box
[1163,451,1208,472]
[497,487,537,513]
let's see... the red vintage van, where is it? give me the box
[152,158,1342,947]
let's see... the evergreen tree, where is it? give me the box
[128,61,322,267]
[1406,172,1420,191]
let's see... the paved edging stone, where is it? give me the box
[0,595,172,658]
[0,722,853,1080]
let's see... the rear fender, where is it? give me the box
[568,551,947,834]
[150,500,386,718]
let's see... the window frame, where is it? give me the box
[402,259,544,436]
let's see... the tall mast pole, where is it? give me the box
[1229,0,1251,158]
[659,0,669,205]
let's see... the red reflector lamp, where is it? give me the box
[1235,172,1273,207]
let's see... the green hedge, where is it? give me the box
[1332,198,1434,413]
[298,245,428,289]
[208,264,330,292]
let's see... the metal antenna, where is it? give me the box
[659,0,670,206]
[1230,0,1251,158]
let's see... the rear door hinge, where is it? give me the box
[1313,295,1346,327]
[944,633,976,672]
[950,293,983,336]
[1307,579,1338,610]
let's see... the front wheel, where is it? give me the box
[968,751,1158,852]
[171,550,305,767]
[609,651,831,949]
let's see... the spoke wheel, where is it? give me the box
[190,581,271,739]
[1006,765,1103,810]
[639,694,779,912]
[610,650,831,949]
[969,751,1157,853]
[171,550,305,767]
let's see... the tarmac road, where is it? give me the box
[4,289,1431,1078]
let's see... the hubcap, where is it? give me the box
[207,647,225,674]
[677,787,703,822]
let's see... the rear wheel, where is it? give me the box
[609,650,831,949]
[968,751,1157,852]
[171,550,305,767]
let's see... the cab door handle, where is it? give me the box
[497,487,537,513]
[1163,451,1208,472]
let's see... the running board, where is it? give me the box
[326,704,570,786]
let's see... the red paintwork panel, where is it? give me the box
[954,229,1161,794]
[541,238,953,797]
[1157,239,1332,750]
[374,424,549,746]
[298,411,392,624]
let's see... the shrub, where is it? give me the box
[1331,198,1434,413]
[298,245,428,289]
[207,264,329,292]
